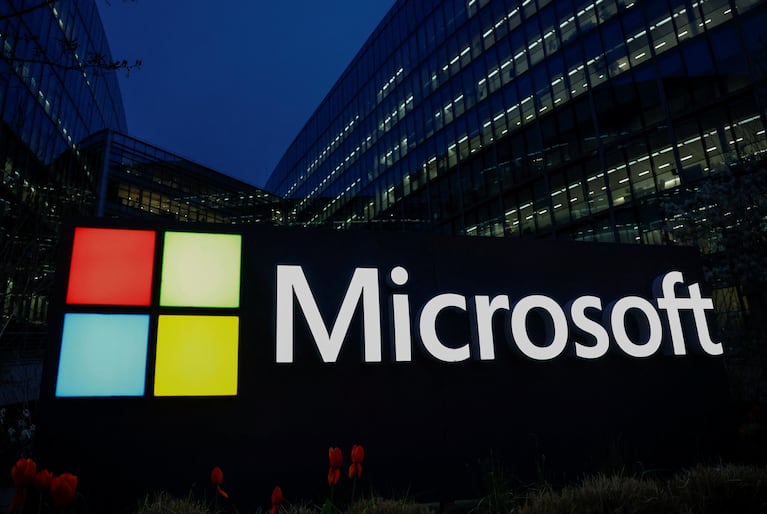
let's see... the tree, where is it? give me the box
[660,158,767,400]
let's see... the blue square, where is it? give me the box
[56,313,149,397]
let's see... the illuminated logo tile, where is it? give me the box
[153,315,239,397]
[56,314,149,397]
[66,227,155,306]
[160,232,242,308]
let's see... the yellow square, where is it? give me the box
[154,315,238,396]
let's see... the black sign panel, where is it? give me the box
[38,220,731,510]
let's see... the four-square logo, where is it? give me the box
[55,227,242,397]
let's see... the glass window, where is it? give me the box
[507,0,523,31]
[518,187,536,235]
[564,41,587,98]
[503,81,522,127]
[556,0,577,44]
[699,107,731,172]
[533,177,552,231]
[621,8,650,65]
[548,52,569,106]
[540,4,560,57]
[584,38,607,87]
[557,107,579,161]
[567,165,588,220]
[511,27,529,75]
[604,147,631,207]
[550,172,570,225]
[735,0,763,13]
[491,89,508,138]
[647,3,676,57]
[673,0,701,43]
[729,97,765,161]
[492,1,510,40]
[711,25,750,95]
[625,137,656,200]
[540,116,561,167]
[533,63,554,114]
[585,156,608,214]
[682,37,717,105]
[574,98,596,153]
[602,19,629,77]
[675,117,707,183]
[517,74,536,124]
[648,127,677,191]
[523,0,538,20]
[635,61,665,125]
[527,18,545,67]
[496,37,515,85]
[577,0,599,32]
[480,6,496,49]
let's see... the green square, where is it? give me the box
[160,232,241,308]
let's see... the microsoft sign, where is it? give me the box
[39,220,730,505]
[275,266,721,364]
[56,228,241,397]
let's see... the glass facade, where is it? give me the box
[81,131,283,225]
[1,2,281,363]
[1,0,128,356]
[267,0,767,246]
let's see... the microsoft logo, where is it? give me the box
[55,227,241,397]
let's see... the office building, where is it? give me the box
[1,0,127,356]
[0,1,280,386]
[80,130,283,225]
[267,0,766,239]
[266,0,767,339]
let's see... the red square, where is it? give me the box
[66,228,156,306]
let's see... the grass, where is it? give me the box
[518,464,767,514]
[135,491,213,514]
[518,474,673,514]
[129,464,767,514]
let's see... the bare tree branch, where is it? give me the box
[5,55,142,75]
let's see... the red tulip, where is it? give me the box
[328,447,343,486]
[11,458,36,488]
[271,485,283,505]
[50,473,78,508]
[350,444,365,464]
[34,469,53,492]
[328,447,343,469]
[210,466,223,486]
[348,462,363,479]
[209,466,229,498]
[327,467,341,486]
[348,444,364,479]
[270,485,283,514]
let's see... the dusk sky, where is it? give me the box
[97,1,396,188]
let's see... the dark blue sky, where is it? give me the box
[97,1,395,188]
